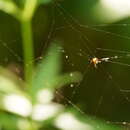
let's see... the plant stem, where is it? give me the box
[21,19,34,84]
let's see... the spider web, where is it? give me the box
[1,0,130,127]
[51,1,130,125]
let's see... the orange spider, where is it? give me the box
[90,57,111,68]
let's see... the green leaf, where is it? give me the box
[0,112,19,130]
[31,43,61,98]
[38,0,52,5]
[0,75,20,94]
[0,112,32,130]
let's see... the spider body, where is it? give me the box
[90,57,112,68]
[90,57,101,68]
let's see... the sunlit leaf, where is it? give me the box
[55,112,93,130]
[36,88,54,104]
[32,103,63,121]
[0,0,21,19]
[0,67,23,95]
[2,94,32,117]
[54,112,122,130]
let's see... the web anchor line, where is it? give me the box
[55,90,86,115]
[39,6,56,57]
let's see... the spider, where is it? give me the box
[90,56,118,68]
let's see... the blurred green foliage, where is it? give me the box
[0,43,120,130]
